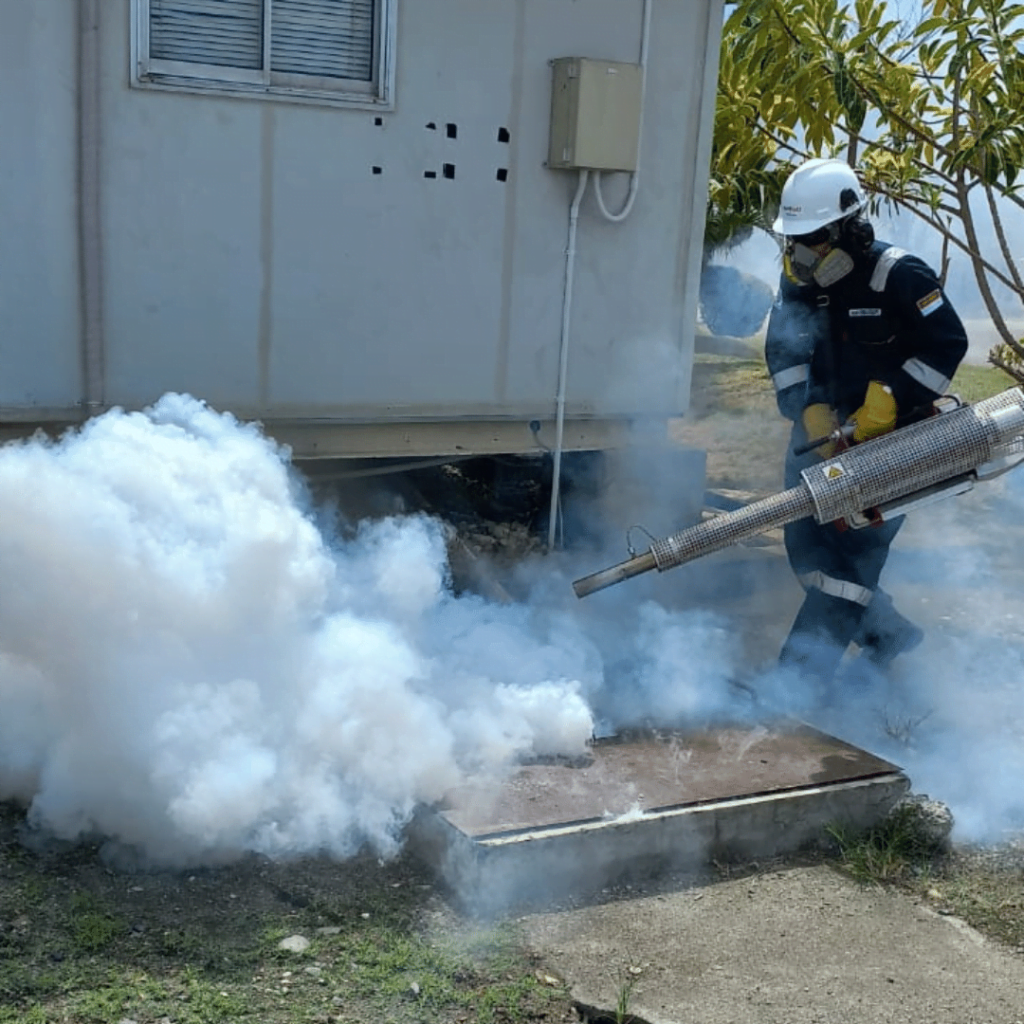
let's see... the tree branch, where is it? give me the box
[988,350,1024,385]
[985,183,1024,294]
[951,78,1020,349]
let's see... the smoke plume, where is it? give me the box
[832,470,1024,842]
[3,390,1019,869]
[0,394,742,868]
[0,396,602,864]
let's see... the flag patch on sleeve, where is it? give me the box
[916,289,944,316]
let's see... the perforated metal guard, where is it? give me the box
[651,486,813,571]
[635,389,1024,580]
[802,388,1024,524]
[988,398,1024,459]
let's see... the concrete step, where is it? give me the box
[409,723,908,915]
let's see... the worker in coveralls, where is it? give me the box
[765,158,969,691]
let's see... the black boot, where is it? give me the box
[855,590,924,669]
[779,588,865,690]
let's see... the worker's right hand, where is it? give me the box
[801,403,841,459]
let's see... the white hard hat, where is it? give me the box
[772,158,866,236]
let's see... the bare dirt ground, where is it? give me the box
[680,343,789,494]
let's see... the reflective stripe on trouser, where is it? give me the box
[797,571,873,607]
[779,420,905,683]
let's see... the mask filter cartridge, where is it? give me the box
[812,247,854,287]
[786,240,854,288]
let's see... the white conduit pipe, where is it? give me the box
[546,0,652,550]
[592,0,652,223]
[547,168,590,551]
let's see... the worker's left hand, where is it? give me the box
[848,381,897,443]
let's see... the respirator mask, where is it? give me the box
[784,222,855,288]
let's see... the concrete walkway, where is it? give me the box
[521,861,1024,1024]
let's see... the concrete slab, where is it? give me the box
[410,723,909,914]
[519,862,1024,1024]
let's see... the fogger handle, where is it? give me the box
[792,424,856,458]
[793,402,940,457]
[792,434,832,457]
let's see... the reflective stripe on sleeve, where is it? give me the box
[869,246,908,292]
[772,363,809,393]
[798,571,874,607]
[902,357,951,395]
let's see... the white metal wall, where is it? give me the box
[1,0,723,450]
[0,0,82,412]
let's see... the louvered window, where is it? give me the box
[132,0,395,108]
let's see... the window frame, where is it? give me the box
[130,0,397,110]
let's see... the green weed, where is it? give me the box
[68,891,127,952]
[615,971,638,1024]
[827,804,943,883]
[0,962,64,1004]
[0,1006,49,1024]
[158,925,205,957]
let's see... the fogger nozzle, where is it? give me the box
[572,486,812,597]
[572,551,657,598]
[573,387,1024,599]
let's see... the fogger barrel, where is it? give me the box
[573,387,1024,598]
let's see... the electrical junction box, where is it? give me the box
[547,57,643,172]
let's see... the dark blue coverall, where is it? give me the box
[765,239,969,686]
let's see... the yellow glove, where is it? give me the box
[848,381,897,443]
[801,403,841,458]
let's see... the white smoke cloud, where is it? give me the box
[854,469,1024,842]
[771,464,1024,845]
[0,394,608,865]
[11,388,1017,867]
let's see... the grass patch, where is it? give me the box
[690,352,774,417]
[951,362,1015,404]
[694,343,1013,407]
[695,330,1016,410]
[330,919,557,1021]
[827,803,945,884]
[68,890,128,952]
[0,802,571,1024]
